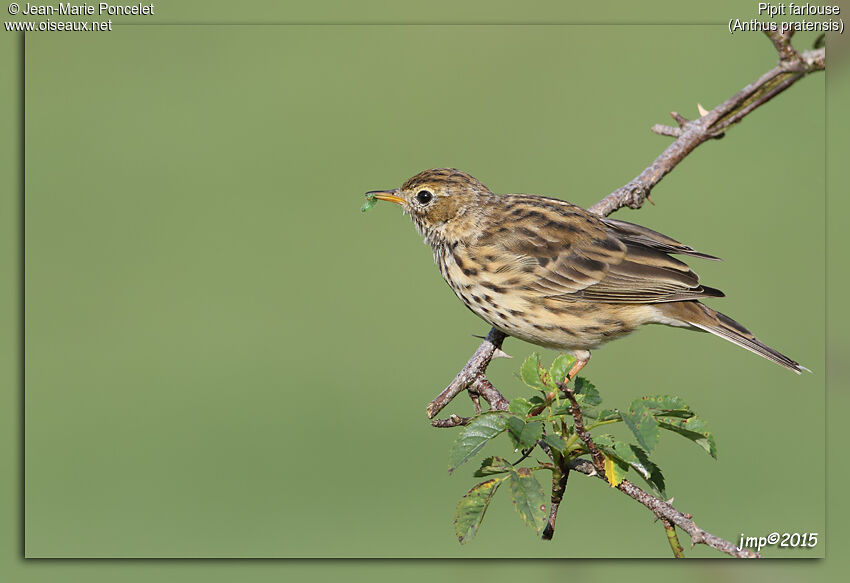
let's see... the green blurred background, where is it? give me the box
[1,0,842,578]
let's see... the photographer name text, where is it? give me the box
[16,2,153,16]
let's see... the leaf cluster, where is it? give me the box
[450,353,716,544]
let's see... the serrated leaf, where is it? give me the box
[621,399,660,452]
[610,441,643,470]
[603,453,629,487]
[507,469,548,534]
[638,395,694,419]
[613,442,665,496]
[593,433,615,447]
[520,353,546,391]
[548,354,575,388]
[454,477,504,544]
[507,418,543,449]
[630,445,666,497]
[506,416,525,450]
[658,416,717,459]
[574,377,601,406]
[551,401,572,417]
[638,394,689,410]
[542,433,566,452]
[595,437,665,496]
[578,406,599,423]
[509,397,534,417]
[520,421,543,448]
[448,411,513,473]
[598,409,620,422]
[474,456,513,477]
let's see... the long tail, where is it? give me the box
[655,301,807,374]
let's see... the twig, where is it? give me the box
[542,463,569,541]
[589,35,823,217]
[426,328,507,419]
[662,518,686,558]
[765,29,798,62]
[430,414,470,428]
[568,459,759,558]
[467,376,510,412]
[469,392,481,414]
[428,32,822,556]
[560,382,606,476]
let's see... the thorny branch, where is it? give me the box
[567,459,759,558]
[427,31,822,558]
[589,31,823,217]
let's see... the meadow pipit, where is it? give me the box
[367,168,804,376]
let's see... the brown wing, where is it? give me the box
[601,217,721,261]
[481,195,723,304]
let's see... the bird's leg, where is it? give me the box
[566,351,591,383]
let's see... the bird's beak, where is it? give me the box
[366,189,405,205]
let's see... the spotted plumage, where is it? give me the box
[368,168,804,374]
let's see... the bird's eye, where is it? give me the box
[416,190,433,205]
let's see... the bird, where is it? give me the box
[366,168,805,379]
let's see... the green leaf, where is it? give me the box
[506,416,525,450]
[594,437,665,496]
[448,411,513,473]
[579,406,599,421]
[360,194,377,212]
[474,456,513,477]
[574,377,601,406]
[520,421,543,448]
[551,401,572,417]
[507,468,548,535]
[454,477,505,544]
[603,453,629,487]
[630,445,666,497]
[638,395,694,419]
[612,442,665,497]
[658,416,717,459]
[548,354,575,388]
[520,353,546,391]
[507,418,543,450]
[597,409,621,422]
[593,433,615,448]
[528,396,546,407]
[542,433,566,452]
[509,397,534,417]
[621,399,660,452]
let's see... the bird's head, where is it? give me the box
[366,168,492,241]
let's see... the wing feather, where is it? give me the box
[486,196,723,304]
